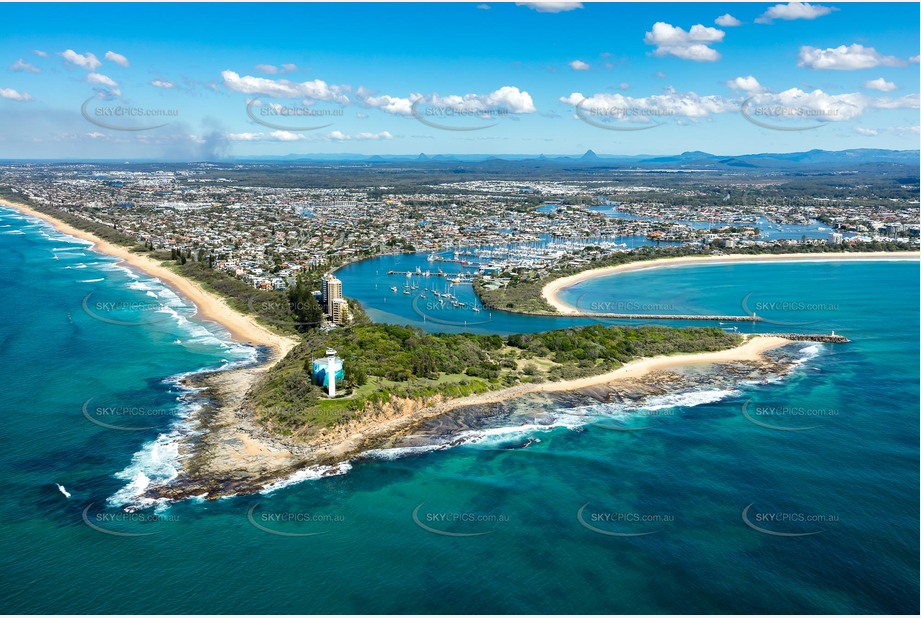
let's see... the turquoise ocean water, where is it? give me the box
[0,206,917,614]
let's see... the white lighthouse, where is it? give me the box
[326,348,338,397]
[311,348,344,397]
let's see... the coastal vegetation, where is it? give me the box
[250,322,742,437]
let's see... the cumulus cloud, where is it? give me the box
[756,2,836,23]
[564,85,918,128]
[0,87,32,101]
[11,59,40,73]
[561,89,735,122]
[644,22,725,62]
[360,86,537,116]
[60,49,101,70]
[516,2,583,12]
[104,51,129,67]
[864,77,897,92]
[726,75,763,92]
[221,70,349,103]
[715,14,741,26]
[798,44,906,70]
[853,127,878,136]
[150,80,174,89]
[357,90,421,115]
[745,88,866,121]
[569,60,590,71]
[87,72,118,87]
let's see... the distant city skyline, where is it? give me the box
[1,1,918,159]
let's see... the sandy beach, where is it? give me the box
[542,251,920,314]
[0,198,298,358]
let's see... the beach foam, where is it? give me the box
[258,461,353,495]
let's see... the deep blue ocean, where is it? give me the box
[1,205,917,614]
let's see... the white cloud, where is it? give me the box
[104,51,129,67]
[755,2,836,23]
[619,82,630,90]
[33,50,47,57]
[516,2,583,12]
[562,89,736,121]
[221,70,349,103]
[744,88,869,121]
[60,49,101,70]
[798,44,906,70]
[150,80,174,89]
[644,22,725,62]
[911,55,920,64]
[433,86,537,114]
[477,4,491,9]
[726,75,762,92]
[87,72,118,87]
[329,130,392,141]
[864,77,897,92]
[564,86,917,127]
[11,59,40,73]
[715,14,741,27]
[359,91,420,115]
[569,60,590,71]
[853,127,878,136]
[0,87,32,101]
[870,93,920,110]
[361,86,537,116]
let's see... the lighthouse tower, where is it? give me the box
[311,348,344,397]
[326,348,338,397]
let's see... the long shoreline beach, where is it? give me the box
[0,200,808,500]
[543,251,920,314]
[0,198,298,358]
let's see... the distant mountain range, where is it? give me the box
[239,148,919,169]
[9,148,916,169]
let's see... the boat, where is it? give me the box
[390,286,398,292]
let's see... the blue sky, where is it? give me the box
[0,1,918,159]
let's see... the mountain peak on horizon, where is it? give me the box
[580,149,600,160]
